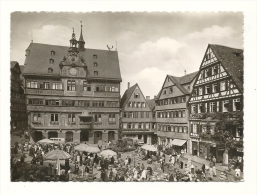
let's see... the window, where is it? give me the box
[171,126,174,132]
[99,101,104,107]
[210,102,216,113]
[83,81,91,91]
[182,110,186,117]
[128,102,132,107]
[230,81,236,89]
[33,113,41,121]
[51,51,55,55]
[93,55,97,59]
[132,102,136,108]
[213,66,218,75]
[140,112,144,118]
[94,114,102,122]
[123,123,127,129]
[27,81,37,88]
[134,112,138,118]
[164,99,168,105]
[92,101,98,107]
[223,100,229,112]
[212,83,218,93]
[67,80,76,91]
[163,90,166,95]
[233,99,241,111]
[94,71,98,76]
[136,102,140,108]
[220,81,226,91]
[198,104,203,113]
[178,111,182,117]
[191,104,196,114]
[139,123,143,129]
[52,100,60,106]
[179,127,183,133]
[40,82,50,89]
[108,114,116,122]
[173,98,177,104]
[128,123,132,129]
[134,123,138,129]
[48,68,53,73]
[141,102,145,108]
[205,85,210,94]
[94,62,98,67]
[174,126,178,132]
[52,83,62,89]
[182,96,186,102]
[183,127,188,133]
[68,114,76,123]
[51,114,58,122]
[49,59,54,64]
[129,112,133,118]
[123,112,127,118]
[199,87,203,95]
[134,93,140,98]
[167,112,170,118]
[169,87,173,93]
[145,123,149,129]
[192,124,197,134]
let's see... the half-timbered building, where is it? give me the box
[23,25,122,143]
[155,72,198,153]
[188,44,243,159]
[120,83,156,144]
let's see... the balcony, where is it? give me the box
[26,88,64,96]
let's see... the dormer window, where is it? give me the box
[51,51,55,55]
[49,59,54,64]
[93,55,97,59]
[48,68,53,73]
[169,87,173,93]
[94,71,98,76]
[94,62,98,67]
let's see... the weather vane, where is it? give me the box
[107,45,113,51]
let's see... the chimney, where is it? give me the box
[146,96,150,100]
[184,70,187,75]
[154,95,156,99]
[128,82,130,89]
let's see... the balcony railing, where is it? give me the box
[50,121,59,125]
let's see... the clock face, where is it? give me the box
[70,68,77,75]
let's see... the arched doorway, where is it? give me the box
[48,131,58,139]
[94,131,102,144]
[34,131,42,142]
[108,131,115,142]
[66,131,73,142]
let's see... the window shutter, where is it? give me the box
[195,104,198,113]
[209,84,212,94]
[202,85,205,95]
[217,82,220,92]
[206,102,209,113]
[197,124,200,134]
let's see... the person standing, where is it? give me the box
[212,156,216,166]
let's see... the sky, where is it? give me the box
[11,12,243,98]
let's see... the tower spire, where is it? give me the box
[78,21,85,50]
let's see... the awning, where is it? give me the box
[170,139,187,146]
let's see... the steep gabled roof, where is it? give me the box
[19,65,25,74]
[168,71,198,94]
[209,44,243,92]
[146,99,156,111]
[10,61,21,74]
[23,43,122,81]
[120,84,137,109]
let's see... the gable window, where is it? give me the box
[173,98,177,104]
[212,83,218,93]
[108,114,116,122]
[213,66,218,75]
[223,100,229,112]
[199,87,203,95]
[169,87,173,93]
[210,102,216,113]
[48,68,53,73]
[51,51,55,55]
[163,90,166,95]
[233,98,241,111]
[94,71,98,76]
[188,86,190,91]
[205,85,210,94]
[134,93,140,98]
[220,81,226,91]
[141,102,145,108]
[94,62,98,67]
[67,80,76,91]
[230,81,236,89]
[93,55,97,59]
[128,102,132,107]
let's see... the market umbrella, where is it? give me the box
[74,144,89,152]
[84,146,100,153]
[37,138,54,144]
[43,149,71,176]
[141,144,158,152]
[99,149,117,158]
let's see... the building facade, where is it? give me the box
[120,83,156,144]
[155,72,197,153]
[188,44,243,160]
[23,26,122,143]
[11,61,27,132]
